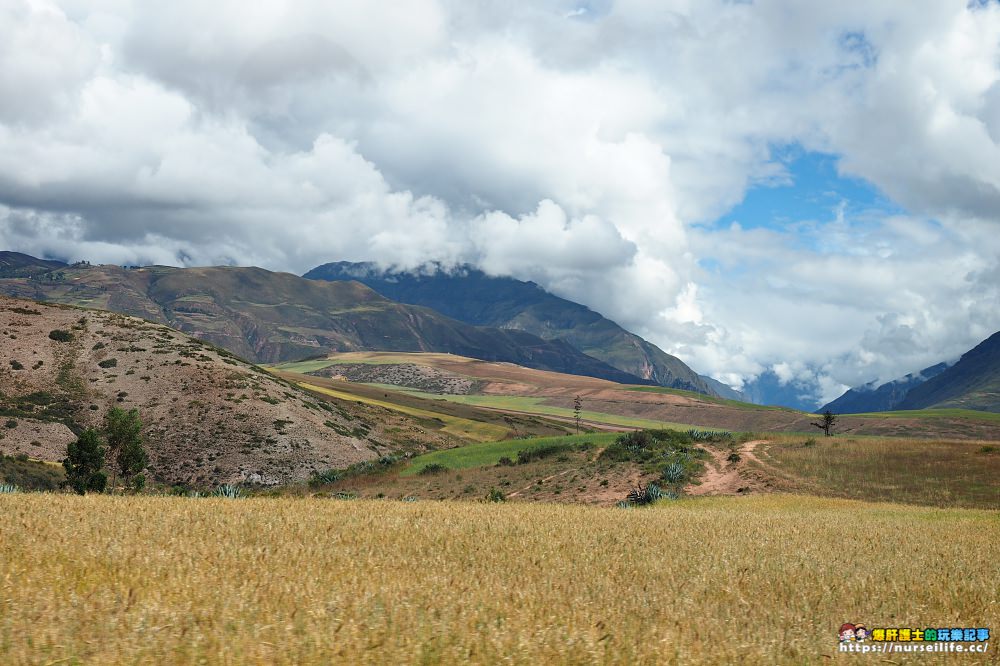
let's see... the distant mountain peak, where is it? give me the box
[305,260,716,395]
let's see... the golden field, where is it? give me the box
[1,494,997,665]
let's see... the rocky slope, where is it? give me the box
[0,296,453,487]
[0,258,646,385]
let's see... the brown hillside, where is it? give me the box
[0,297,453,487]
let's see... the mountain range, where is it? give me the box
[304,262,715,394]
[820,331,1000,414]
[0,254,646,385]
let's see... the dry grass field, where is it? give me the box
[748,434,1000,509]
[1,493,997,665]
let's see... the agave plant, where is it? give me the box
[0,483,20,494]
[308,469,341,487]
[662,462,687,484]
[625,482,664,506]
[212,484,244,499]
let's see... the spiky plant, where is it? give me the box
[212,484,244,499]
[0,483,20,494]
[662,462,687,484]
[626,482,664,506]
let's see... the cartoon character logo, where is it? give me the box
[854,624,868,641]
[840,623,856,642]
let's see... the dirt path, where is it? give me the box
[507,467,578,498]
[685,440,764,496]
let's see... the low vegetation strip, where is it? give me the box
[399,433,619,476]
[1,494,996,665]
[296,382,507,442]
[850,408,1000,422]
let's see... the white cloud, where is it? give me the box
[1,0,1000,403]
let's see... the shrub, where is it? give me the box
[726,452,742,463]
[418,463,448,476]
[485,488,506,503]
[9,359,23,370]
[687,429,733,442]
[516,443,573,464]
[978,445,998,455]
[308,469,342,487]
[98,358,118,369]
[496,456,514,467]
[802,438,817,448]
[4,419,16,429]
[625,482,666,506]
[48,329,73,342]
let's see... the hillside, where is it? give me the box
[897,331,1000,412]
[0,251,66,278]
[303,262,714,394]
[819,362,949,414]
[272,351,1000,439]
[0,258,645,384]
[0,296,458,487]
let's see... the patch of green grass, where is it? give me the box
[400,433,618,476]
[0,455,64,491]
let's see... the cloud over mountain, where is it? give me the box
[2,0,1000,405]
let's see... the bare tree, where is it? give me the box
[811,410,837,437]
[573,395,582,434]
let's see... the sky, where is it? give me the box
[2,0,1000,406]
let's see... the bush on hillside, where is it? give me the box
[48,329,73,342]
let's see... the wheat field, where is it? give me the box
[1,494,997,665]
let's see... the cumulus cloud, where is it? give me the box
[1,0,1000,405]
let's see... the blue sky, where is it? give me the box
[713,148,903,234]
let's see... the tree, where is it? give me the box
[811,410,837,437]
[105,407,147,491]
[573,395,583,434]
[63,429,107,495]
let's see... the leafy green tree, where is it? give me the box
[105,407,147,491]
[63,429,107,495]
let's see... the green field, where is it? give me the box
[399,432,619,476]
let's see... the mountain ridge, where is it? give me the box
[303,261,715,395]
[819,362,951,414]
[0,255,647,386]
